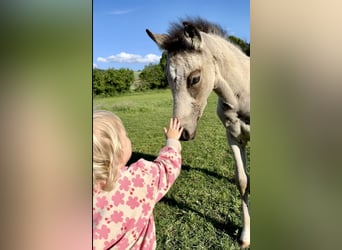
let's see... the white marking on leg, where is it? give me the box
[227,133,250,248]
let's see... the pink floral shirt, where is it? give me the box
[93,139,182,250]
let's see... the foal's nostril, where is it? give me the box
[180,129,190,141]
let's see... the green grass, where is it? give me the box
[94,89,250,249]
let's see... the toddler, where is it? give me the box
[93,110,183,249]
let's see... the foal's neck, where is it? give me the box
[207,37,249,112]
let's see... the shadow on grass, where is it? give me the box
[128,151,235,184]
[181,164,235,184]
[161,196,240,241]
[128,151,240,240]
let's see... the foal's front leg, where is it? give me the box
[227,132,250,248]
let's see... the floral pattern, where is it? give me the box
[93,141,181,249]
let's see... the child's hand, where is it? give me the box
[163,118,184,140]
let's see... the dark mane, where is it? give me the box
[169,17,227,37]
[163,17,227,52]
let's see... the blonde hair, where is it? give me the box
[93,110,125,191]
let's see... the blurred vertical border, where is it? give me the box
[252,0,342,249]
[0,0,92,249]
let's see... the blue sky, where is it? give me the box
[93,0,250,70]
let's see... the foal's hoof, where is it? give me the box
[238,229,250,249]
[238,240,250,249]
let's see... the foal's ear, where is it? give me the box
[183,22,202,50]
[146,29,169,50]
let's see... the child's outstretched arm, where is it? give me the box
[150,118,184,202]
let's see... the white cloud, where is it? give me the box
[93,63,98,68]
[96,52,161,64]
[97,57,107,63]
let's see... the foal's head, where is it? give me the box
[147,18,226,140]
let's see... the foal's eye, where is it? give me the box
[191,76,200,85]
[187,70,201,87]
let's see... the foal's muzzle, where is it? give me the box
[180,129,195,141]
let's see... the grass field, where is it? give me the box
[94,89,250,249]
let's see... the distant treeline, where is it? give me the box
[93,35,249,97]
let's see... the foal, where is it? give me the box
[146,18,250,248]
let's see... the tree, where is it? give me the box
[160,52,167,73]
[227,35,250,56]
[139,63,167,89]
[112,68,134,93]
[93,68,134,96]
[93,68,106,96]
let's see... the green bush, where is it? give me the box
[227,35,250,56]
[93,68,134,97]
[139,63,167,89]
